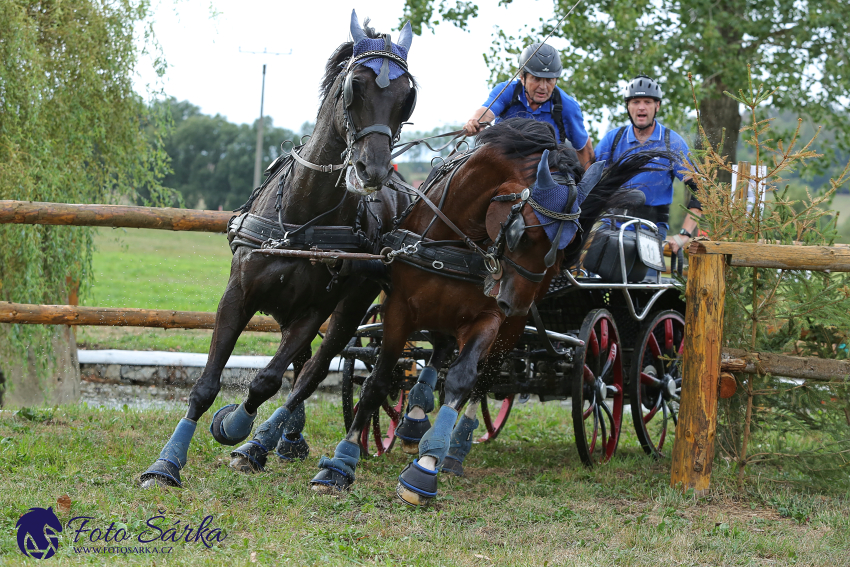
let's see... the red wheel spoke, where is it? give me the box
[643,394,663,424]
[647,333,662,358]
[582,400,596,420]
[640,372,661,387]
[599,319,609,351]
[371,413,384,455]
[588,328,599,357]
[382,399,401,423]
[583,364,595,384]
[664,319,674,352]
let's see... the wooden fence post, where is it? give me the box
[671,252,726,495]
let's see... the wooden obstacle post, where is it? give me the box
[671,252,726,495]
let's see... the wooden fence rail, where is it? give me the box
[672,240,850,495]
[0,200,232,232]
[0,302,280,333]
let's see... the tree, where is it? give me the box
[0,0,171,404]
[156,99,299,210]
[403,0,850,179]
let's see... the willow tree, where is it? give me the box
[0,0,170,404]
[402,0,850,177]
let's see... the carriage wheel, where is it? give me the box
[476,395,514,442]
[341,341,406,457]
[629,310,684,458]
[571,309,624,466]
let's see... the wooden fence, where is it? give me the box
[0,200,279,332]
[6,200,850,492]
[671,241,850,495]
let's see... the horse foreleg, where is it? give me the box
[396,332,456,454]
[311,300,412,493]
[139,273,255,489]
[398,318,500,506]
[226,310,327,473]
[442,398,481,477]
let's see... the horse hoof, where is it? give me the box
[310,467,352,494]
[210,404,250,446]
[230,441,268,473]
[396,483,432,507]
[396,460,438,507]
[395,415,431,455]
[276,434,309,462]
[139,459,182,488]
[442,456,464,477]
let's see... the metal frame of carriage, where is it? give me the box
[339,214,686,466]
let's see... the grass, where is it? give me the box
[1,398,848,566]
[77,228,314,356]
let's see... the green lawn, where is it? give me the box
[77,228,316,355]
[1,400,848,566]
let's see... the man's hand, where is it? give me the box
[463,107,495,136]
[667,233,690,254]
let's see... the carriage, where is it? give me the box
[339,213,686,467]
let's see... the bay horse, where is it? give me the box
[139,11,416,488]
[309,118,667,503]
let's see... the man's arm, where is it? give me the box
[667,178,703,253]
[576,140,595,169]
[463,107,495,136]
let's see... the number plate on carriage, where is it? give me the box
[636,229,665,272]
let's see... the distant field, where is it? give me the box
[77,228,317,355]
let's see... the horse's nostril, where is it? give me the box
[355,161,368,179]
[497,299,511,315]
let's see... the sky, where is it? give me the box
[136,0,577,134]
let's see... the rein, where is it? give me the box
[383,157,550,283]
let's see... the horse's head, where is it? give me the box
[338,11,417,195]
[485,149,592,317]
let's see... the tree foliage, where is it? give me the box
[0,0,171,363]
[402,0,850,175]
[687,71,850,490]
[155,99,299,211]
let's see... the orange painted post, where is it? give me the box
[671,252,726,495]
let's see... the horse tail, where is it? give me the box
[562,149,672,268]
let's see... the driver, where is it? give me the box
[463,43,595,168]
[594,74,702,261]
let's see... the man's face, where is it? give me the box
[520,74,557,106]
[627,97,660,129]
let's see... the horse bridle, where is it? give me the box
[393,161,574,285]
[289,34,417,177]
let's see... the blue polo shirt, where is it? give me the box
[595,121,691,207]
[483,79,589,150]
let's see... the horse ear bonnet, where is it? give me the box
[346,10,416,120]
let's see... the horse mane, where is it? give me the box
[319,20,380,105]
[476,117,582,181]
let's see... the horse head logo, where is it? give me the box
[16,507,63,559]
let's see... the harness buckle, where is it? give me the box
[483,254,502,280]
[432,260,444,270]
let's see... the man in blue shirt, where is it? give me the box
[595,74,701,257]
[463,43,594,168]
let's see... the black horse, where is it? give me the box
[140,11,416,488]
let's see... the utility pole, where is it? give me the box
[253,64,267,189]
[239,47,292,188]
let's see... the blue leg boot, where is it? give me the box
[210,403,256,446]
[395,366,438,454]
[397,405,457,506]
[276,403,309,462]
[230,406,291,473]
[311,440,360,493]
[140,418,197,488]
[443,415,479,477]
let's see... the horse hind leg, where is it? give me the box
[442,399,481,477]
[395,332,456,455]
[227,311,327,474]
[311,305,412,494]
[274,286,382,463]
[140,270,256,489]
